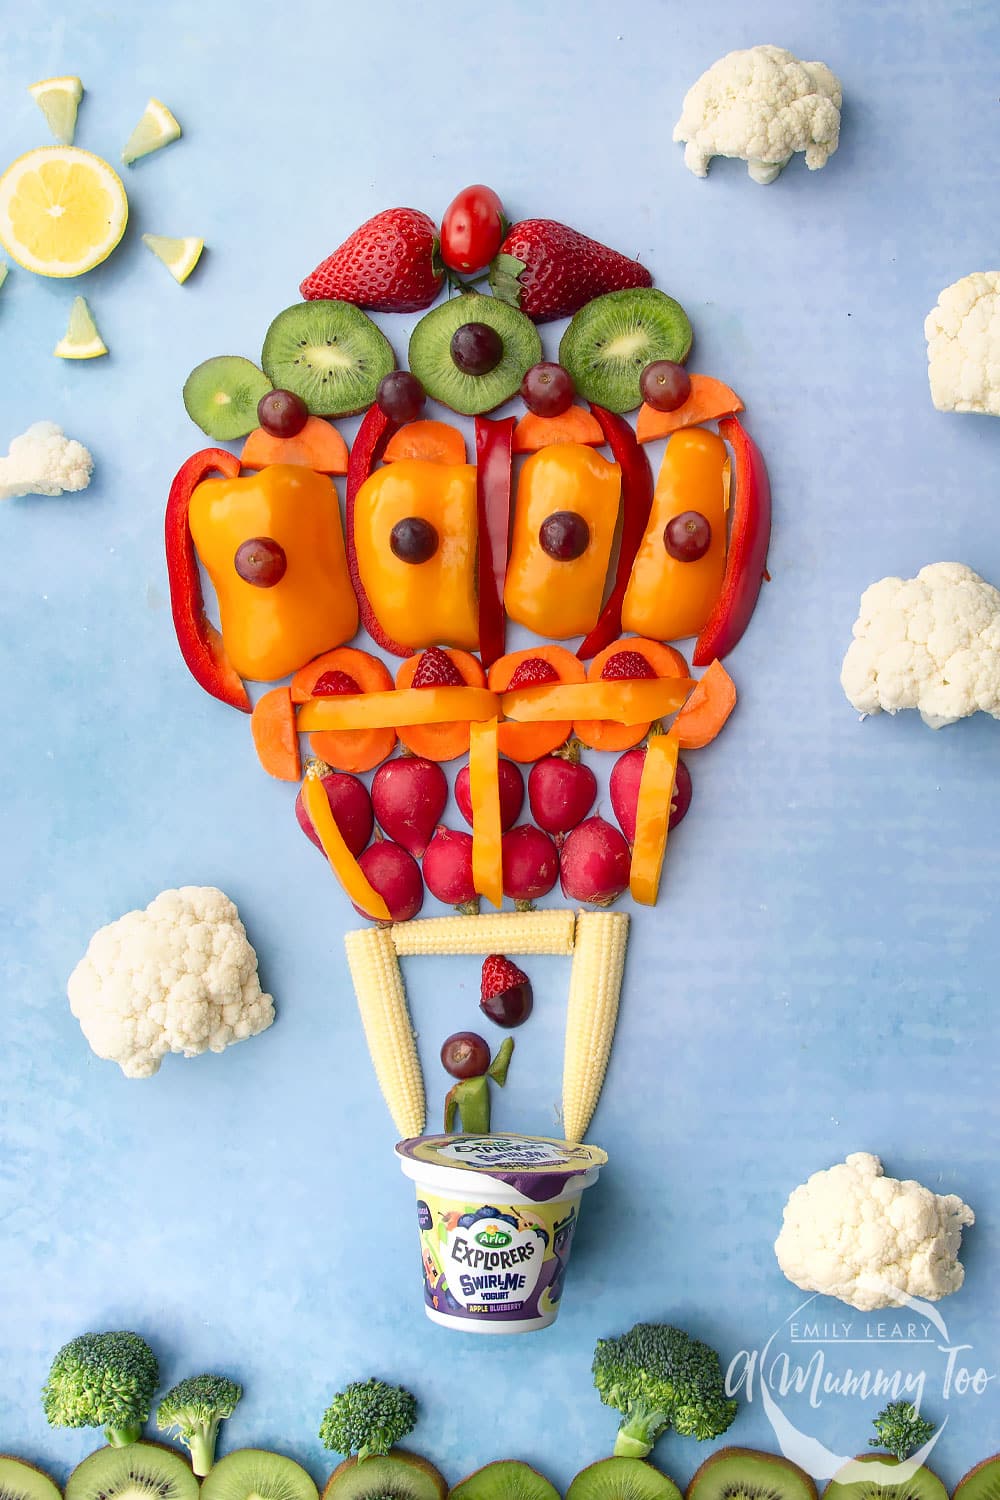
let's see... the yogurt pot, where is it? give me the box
[395,1132,607,1334]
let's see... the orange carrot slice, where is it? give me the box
[301,774,390,921]
[292,646,396,772]
[512,406,604,453]
[469,717,503,910]
[636,375,744,444]
[251,686,301,781]
[672,658,737,749]
[240,417,349,474]
[576,639,689,753]
[487,646,586,763]
[629,730,680,906]
[383,420,467,465]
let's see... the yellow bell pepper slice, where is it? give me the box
[468,717,504,910]
[298,686,501,732]
[301,774,390,921]
[629,730,680,906]
[501,679,692,726]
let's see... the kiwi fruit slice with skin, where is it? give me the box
[450,1464,560,1500]
[66,1444,199,1500]
[687,1448,817,1500]
[326,1452,446,1500]
[823,1456,947,1500]
[568,1458,681,1500]
[559,287,693,414]
[0,1456,62,1500]
[408,293,542,415]
[183,356,273,440]
[955,1456,1000,1500]
[202,1451,318,1500]
[262,300,394,417]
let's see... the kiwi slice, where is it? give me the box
[687,1449,817,1500]
[559,288,693,414]
[824,1455,947,1500]
[66,1443,199,1500]
[262,301,394,417]
[0,1456,61,1500]
[183,356,273,439]
[955,1456,1000,1500]
[408,294,542,415]
[202,1451,318,1500]
[567,1457,681,1500]
[326,1453,446,1500]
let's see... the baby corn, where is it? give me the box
[562,911,630,1143]
[344,926,425,1138]
[391,909,577,957]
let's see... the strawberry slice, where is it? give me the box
[505,656,560,690]
[411,647,466,688]
[600,650,657,681]
[311,669,362,696]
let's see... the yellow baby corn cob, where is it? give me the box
[562,911,630,1142]
[391,909,577,958]
[344,926,424,1138]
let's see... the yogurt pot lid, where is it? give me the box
[395,1133,607,1202]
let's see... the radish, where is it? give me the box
[501,824,559,904]
[528,748,597,836]
[371,755,448,857]
[295,769,373,856]
[353,840,424,922]
[559,816,631,906]
[610,748,693,844]
[423,827,478,909]
[455,757,524,831]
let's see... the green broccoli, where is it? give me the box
[41,1331,158,1447]
[869,1401,936,1461]
[592,1322,738,1457]
[156,1374,243,1476]
[319,1379,417,1462]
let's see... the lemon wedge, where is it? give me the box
[121,98,181,165]
[0,146,128,278]
[28,76,84,146]
[54,295,107,359]
[142,233,204,283]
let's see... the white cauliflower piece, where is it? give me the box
[924,272,1000,416]
[841,562,1000,729]
[68,886,275,1078]
[0,420,93,500]
[674,44,842,185]
[775,1152,975,1312]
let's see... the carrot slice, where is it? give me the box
[576,639,689,753]
[636,375,744,444]
[512,406,604,453]
[251,686,301,781]
[487,646,586,763]
[383,420,467,465]
[292,646,397,772]
[395,649,487,762]
[469,718,504,910]
[672,658,737,749]
[302,774,390,921]
[629,730,680,906]
[240,417,349,474]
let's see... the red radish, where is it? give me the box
[528,749,597,836]
[353,841,424,922]
[295,770,373,856]
[610,748,693,843]
[371,756,448,857]
[559,816,631,906]
[501,824,559,903]
[423,827,478,908]
[455,758,525,831]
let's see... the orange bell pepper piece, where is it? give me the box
[298,685,501,732]
[629,730,680,906]
[469,718,503,910]
[301,773,390,921]
[501,678,692,725]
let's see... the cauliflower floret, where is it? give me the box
[841,562,1000,728]
[0,420,93,500]
[67,886,275,1078]
[924,271,1000,416]
[674,44,841,185]
[775,1152,975,1312]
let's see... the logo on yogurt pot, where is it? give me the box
[475,1224,512,1248]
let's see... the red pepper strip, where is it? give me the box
[474,415,515,669]
[692,414,771,667]
[164,448,250,712]
[345,403,413,658]
[576,403,654,661]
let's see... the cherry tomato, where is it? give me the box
[440,184,506,273]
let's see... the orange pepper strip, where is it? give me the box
[298,686,501,733]
[301,775,390,922]
[468,718,504,910]
[501,679,693,726]
[629,730,680,907]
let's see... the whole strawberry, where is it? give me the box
[300,208,444,313]
[493,219,652,323]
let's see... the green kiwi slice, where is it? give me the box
[326,1453,446,1500]
[567,1458,681,1500]
[66,1443,199,1500]
[0,1456,62,1500]
[558,288,693,413]
[202,1451,318,1500]
[687,1449,817,1500]
[261,301,394,417]
[450,1464,560,1500]
[407,293,542,415]
[183,356,273,439]
[955,1456,1000,1500]
[824,1455,947,1500]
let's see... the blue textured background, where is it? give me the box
[2,0,998,1493]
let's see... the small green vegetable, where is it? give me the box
[41,1331,158,1447]
[156,1374,243,1476]
[869,1401,936,1461]
[593,1322,737,1457]
[319,1378,417,1462]
[487,1038,515,1086]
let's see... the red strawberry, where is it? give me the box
[480,953,533,1028]
[411,647,465,688]
[494,219,653,323]
[600,650,656,681]
[300,208,444,313]
[506,656,560,690]
[311,669,362,696]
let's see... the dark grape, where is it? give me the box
[390,516,439,564]
[664,510,711,562]
[234,536,287,587]
[377,370,425,423]
[520,361,575,417]
[441,1031,491,1079]
[480,981,533,1029]
[258,389,308,438]
[640,360,691,412]
[669,758,693,831]
[539,510,590,561]
[450,322,503,375]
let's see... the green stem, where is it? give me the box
[105,1422,141,1447]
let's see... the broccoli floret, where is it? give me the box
[156,1374,243,1476]
[41,1331,158,1447]
[319,1379,417,1462]
[593,1322,738,1457]
[869,1401,936,1462]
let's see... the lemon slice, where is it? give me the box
[28,75,84,145]
[54,295,107,359]
[0,146,128,278]
[121,98,181,165]
[142,233,204,283]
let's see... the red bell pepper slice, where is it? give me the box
[576,403,654,661]
[345,403,414,658]
[165,448,250,713]
[475,415,515,669]
[693,414,771,667]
